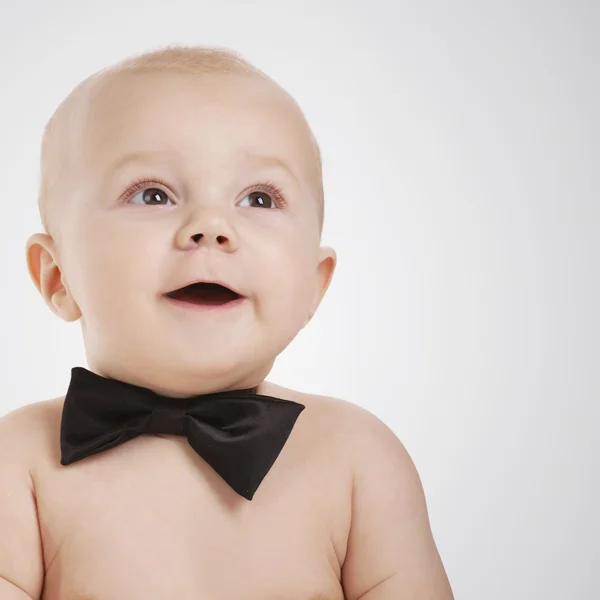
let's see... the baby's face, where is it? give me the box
[39,70,335,395]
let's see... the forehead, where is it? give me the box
[77,70,316,183]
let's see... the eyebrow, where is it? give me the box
[105,149,300,185]
[244,152,300,185]
[106,150,179,175]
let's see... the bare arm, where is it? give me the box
[341,407,454,600]
[0,406,45,600]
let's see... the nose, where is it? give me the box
[175,206,238,252]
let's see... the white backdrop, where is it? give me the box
[1,1,598,598]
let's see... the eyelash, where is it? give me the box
[121,175,288,209]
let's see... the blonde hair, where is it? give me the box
[38,44,324,239]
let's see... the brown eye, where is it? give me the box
[238,191,275,209]
[128,187,173,206]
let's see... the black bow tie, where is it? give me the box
[60,367,305,500]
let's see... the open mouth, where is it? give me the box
[165,282,242,306]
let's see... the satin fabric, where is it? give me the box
[60,367,306,500]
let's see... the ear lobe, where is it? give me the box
[306,246,337,324]
[25,233,81,322]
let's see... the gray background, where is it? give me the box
[0,1,598,598]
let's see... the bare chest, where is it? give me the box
[36,428,350,600]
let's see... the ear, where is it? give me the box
[25,233,81,322]
[305,246,337,326]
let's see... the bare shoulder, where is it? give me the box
[285,385,424,507]
[0,397,63,469]
[0,399,65,599]
[0,396,62,431]
[274,388,456,599]
[261,379,371,418]
[261,380,402,463]
[271,387,454,598]
[260,380,362,429]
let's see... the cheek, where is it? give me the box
[64,229,162,324]
[261,243,317,322]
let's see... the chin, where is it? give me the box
[151,354,269,393]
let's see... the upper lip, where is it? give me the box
[163,278,244,297]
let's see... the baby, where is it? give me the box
[0,45,454,600]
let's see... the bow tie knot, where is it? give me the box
[145,400,187,436]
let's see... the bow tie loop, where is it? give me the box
[144,400,188,436]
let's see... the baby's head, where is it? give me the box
[26,45,336,396]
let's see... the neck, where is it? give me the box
[84,357,276,398]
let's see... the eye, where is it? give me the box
[122,177,287,208]
[128,187,174,206]
[238,190,277,209]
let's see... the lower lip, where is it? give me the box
[163,295,247,312]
